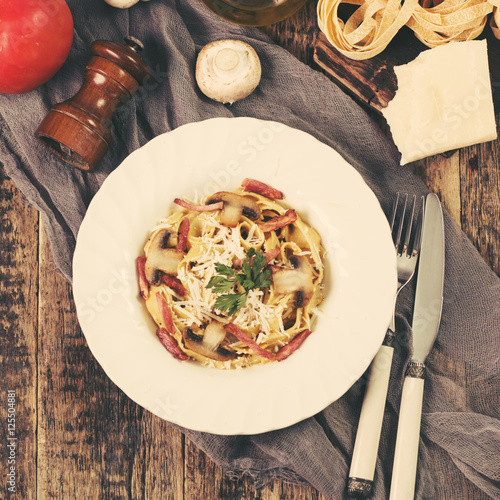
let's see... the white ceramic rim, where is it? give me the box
[73,117,397,435]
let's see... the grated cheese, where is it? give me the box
[176,213,286,336]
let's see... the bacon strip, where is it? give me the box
[275,329,312,362]
[224,323,275,360]
[136,256,149,300]
[241,178,284,200]
[174,198,223,212]
[162,275,187,297]
[177,217,189,252]
[156,328,189,361]
[156,292,176,335]
[258,209,297,232]
[264,247,280,264]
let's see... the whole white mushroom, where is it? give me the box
[104,0,149,8]
[195,39,262,104]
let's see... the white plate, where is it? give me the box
[73,117,397,435]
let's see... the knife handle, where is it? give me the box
[347,332,395,497]
[389,363,426,500]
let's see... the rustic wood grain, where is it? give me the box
[410,151,462,226]
[459,131,500,276]
[1,1,499,498]
[0,171,39,500]
[261,0,320,66]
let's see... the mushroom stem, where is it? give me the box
[215,48,239,71]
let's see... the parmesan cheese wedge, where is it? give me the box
[382,40,497,165]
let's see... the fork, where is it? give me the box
[347,193,424,498]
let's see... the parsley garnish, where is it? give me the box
[206,248,272,316]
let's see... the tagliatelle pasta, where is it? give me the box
[136,179,325,369]
[317,0,500,60]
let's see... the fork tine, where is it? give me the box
[402,195,416,256]
[390,192,400,231]
[394,193,408,253]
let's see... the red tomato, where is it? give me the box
[0,0,74,94]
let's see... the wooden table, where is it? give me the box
[1,2,498,499]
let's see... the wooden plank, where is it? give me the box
[410,152,462,226]
[36,218,185,498]
[129,411,185,499]
[0,168,39,500]
[261,0,321,66]
[459,131,500,276]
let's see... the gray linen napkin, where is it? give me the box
[1,1,499,498]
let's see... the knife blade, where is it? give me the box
[389,193,445,500]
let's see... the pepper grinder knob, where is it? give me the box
[35,37,152,172]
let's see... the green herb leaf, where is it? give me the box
[206,249,273,316]
[206,275,236,293]
[214,293,248,316]
[241,259,252,281]
[251,251,267,280]
[246,247,256,259]
[214,263,236,278]
[254,267,272,289]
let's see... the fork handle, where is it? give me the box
[347,337,395,497]
[389,365,425,500]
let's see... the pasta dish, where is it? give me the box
[136,178,325,369]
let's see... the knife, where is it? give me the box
[389,193,445,500]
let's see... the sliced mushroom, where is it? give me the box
[145,228,184,285]
[182,322,237,362]
[206,191,261,227]
[272,255,314,307]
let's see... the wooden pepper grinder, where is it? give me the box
[36,36,152,172]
